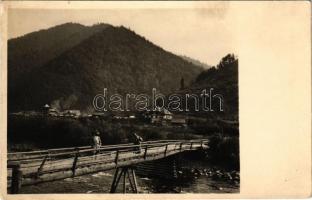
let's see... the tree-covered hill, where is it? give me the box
[8,23,203,112]
[171,54,238,121]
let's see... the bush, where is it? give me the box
[206,134,239,170]
[139,129,166,141]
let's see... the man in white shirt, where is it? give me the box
[92,129,102,154]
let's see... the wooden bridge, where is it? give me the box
[7,139,209,194]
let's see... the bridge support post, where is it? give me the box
[110,166,138,193]
[9,162,22,194]
[131,168,138,192]
[72,148,80,177]
[36,155,48,178]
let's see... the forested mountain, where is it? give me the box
[8,23,111,80]
[180,55,211,69]
[173,54,238,120]
[8,23,203,112]
[193,54,238,119]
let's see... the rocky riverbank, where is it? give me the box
[178,167,240,186]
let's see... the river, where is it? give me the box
[18,157,239,194]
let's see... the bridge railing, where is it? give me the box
[7,140,183,159]
[7,139,205,161]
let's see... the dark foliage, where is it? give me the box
[171,54,238,121]
[194,53,238,118]
[205,134,239,170]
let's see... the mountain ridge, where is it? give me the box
[8,23,204,112]
[180,55,211,69]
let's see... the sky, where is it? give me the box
[8,7,236,66]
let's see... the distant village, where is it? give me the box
[10,103,189,127]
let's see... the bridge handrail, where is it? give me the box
[8,139,209,162]
[8,140,182,155]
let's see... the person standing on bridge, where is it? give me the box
[92,129,102,155]
[132,132,143,153]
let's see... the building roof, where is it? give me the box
[162,108,172,115]
[171,118,186,124]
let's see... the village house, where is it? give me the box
[148,108,173,126]
[42,104,83,118]
[63,110,81,118]
[42,104,59,117]
[171,114,188,127]
[91,112,111,120]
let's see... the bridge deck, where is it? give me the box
[7,139,209,187]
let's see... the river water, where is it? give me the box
[19,170,239,194]
[19,158,239,194]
